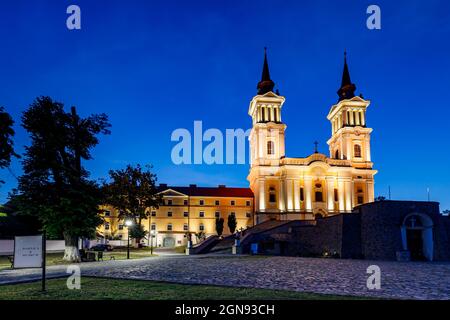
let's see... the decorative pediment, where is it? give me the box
[157,188,188,197]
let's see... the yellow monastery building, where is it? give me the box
[100,185,254,247]
[99,50,377,247]
[248,50,377,223]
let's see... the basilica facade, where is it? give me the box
[248,51,377,223]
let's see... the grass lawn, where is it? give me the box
[0,277,363,300]
[0,249,156,270]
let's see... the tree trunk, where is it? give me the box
[63,232,80,262]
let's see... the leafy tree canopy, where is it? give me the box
[12,96,110,260]
[227,214,237,234]
[0,106,17,184]
[103,164,162,225]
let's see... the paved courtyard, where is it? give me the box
[1,255,449,299]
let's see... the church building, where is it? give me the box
[248,50,377,223]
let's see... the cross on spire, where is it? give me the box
[314,141,319,153]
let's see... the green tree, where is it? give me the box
[129,223,148,243]
[103,164,161,244]
[215,217,224,237]
[0,106,16,184]
[227,214,237,234]
[13,96,110,262]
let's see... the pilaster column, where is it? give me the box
[338,178,345,212]
[326,177,335,212]
[366,180,375,203]
[258,179,265,211]
[279,179,285,212]
[365,137,371,162]
[294,180,300,211]
[344,178,352,212]
[286,179,293,212]
[304,177,313,212]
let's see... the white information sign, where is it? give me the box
[14,235,43,268]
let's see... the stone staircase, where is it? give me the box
[192,220,293,254]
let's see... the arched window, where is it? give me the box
[335,150,340,159]
[267,141,274,155]
[269,187,276,203]
[354,144,362,158]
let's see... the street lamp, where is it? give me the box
[125,219,133,259]
[150,230,155,255]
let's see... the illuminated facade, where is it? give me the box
[99,185,254,247]
[248,51,377,223]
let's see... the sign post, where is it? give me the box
[42,231,46,292]
[13,233,47,292]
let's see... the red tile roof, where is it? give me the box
[157,185,253,198]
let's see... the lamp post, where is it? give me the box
[150,230,155,255]
[125,219,133,259]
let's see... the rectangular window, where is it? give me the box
[167,199,173,205]
[167,224,172,231]
[246,212,251,218]
[199,224,204,231]
[199,199,204,206]
[183,212,189,217]
[300,188,304,202]
[118,224,124,230]
[215,200,220,206]
[357,196,364,204]
[151,223,156,231]
[267,141,274,155]
[246,200,251,206]
[168,211,172,217]
[199,211,205,218]
[151,211,156,217]
[184,199,188,205]
[315,191,323,202]
[215,211,220,218]
[104,223,110,230]
[104,210,111,217]
[230,212,235,216]
[231,200,235,206]
[183,224,188,231]
[269,193,276,203]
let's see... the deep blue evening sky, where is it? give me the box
[0,0,449,210]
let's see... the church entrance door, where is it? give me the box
[401,213,434,261]
[406,229,424,261]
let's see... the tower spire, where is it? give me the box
[257,47,275,95]
[337,51,356,101]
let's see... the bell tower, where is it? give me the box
[248,48,286,166]
[248,49,286,220]
[327,52,373,164]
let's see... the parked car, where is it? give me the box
[90,244,113,252]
